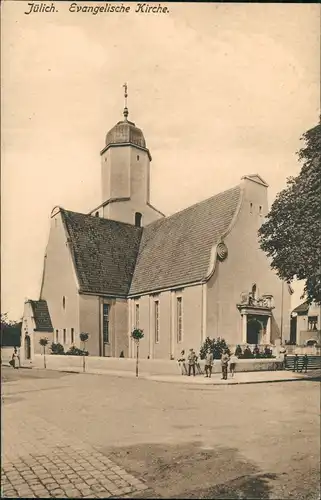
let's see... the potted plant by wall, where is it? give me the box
[131,328,144,377]
[79,332,89,373]
[39,337,49,369]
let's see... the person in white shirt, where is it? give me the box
[229,353,238,377]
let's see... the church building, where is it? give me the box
[21,90,291,362]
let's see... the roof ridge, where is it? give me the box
[145,184,240,228]
[59,207,143,231]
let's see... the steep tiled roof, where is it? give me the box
[61,209,142,296]
[292,301,310,314]
[59,185,241,297]
[129,185,241,295]
[30,300,53,332]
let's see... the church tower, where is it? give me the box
[96,84,164,227]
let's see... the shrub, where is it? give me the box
[79,332,89,343]
[239,352,276,359]
[241,346,254,359]
[50,342,65,355]
[66,346,88,356]
[39,337,49,347]
[131,328,144,341]
[235,345,243,357]
[199,337,231,360]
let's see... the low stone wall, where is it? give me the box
[31,355,180,375]
[198,358,280,373]
[29,354,282,376]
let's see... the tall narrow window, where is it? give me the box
[63,329,66,344]
[135,212,142,227]
[259,205,262,216]
[55,329,59,343]
[62,296,66,309]
[71,328,74,344]
[177,297,183,343]
[135,303,140,328]
[103,304,109,343]
[95,211,99,217]
[308,316,318,331]
[154,300,160,343]
[250,202,253,214]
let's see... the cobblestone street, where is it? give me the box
[1,366,320,499]
[1,369,148,498]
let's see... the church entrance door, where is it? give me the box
[25,335,31,359]
[247,318,261,345]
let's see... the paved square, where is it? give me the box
[1,367,320,499]
[1,369,149,498]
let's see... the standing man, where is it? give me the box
[187,349,197,377]
[221,350,230,380]
[204,349,214,378]
[279,345,287,370]
[301,354,309,373]
[293,354,299,372]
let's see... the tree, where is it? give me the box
[1,313,22,347]
[131,328,144,377]
[79,332,89,373]
[39,337,49,368]
[258,122,321,305]
[199,337,231,360]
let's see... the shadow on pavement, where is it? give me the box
[101,441,278,499]
[172,472,278,499]
[1,365,75,383]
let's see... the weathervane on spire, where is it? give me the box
[123,82,128,120]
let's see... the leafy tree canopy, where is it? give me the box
[259,122,321,304]
[1,313,21,330]
[1,313,22,347]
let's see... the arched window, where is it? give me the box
[250,202,253,214]
[62,296,66,309]
[135,212,142,227]
[95,211,99,217]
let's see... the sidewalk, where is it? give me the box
[17,363,319,385]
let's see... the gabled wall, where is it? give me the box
[206,176,291,345]
[20,301,54,362]
[40,211,80,351]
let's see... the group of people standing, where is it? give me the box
[178,348,238,380]
[293,353,309,373]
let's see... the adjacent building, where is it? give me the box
[290,302,321,346]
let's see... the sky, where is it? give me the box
[1,2,320,320]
